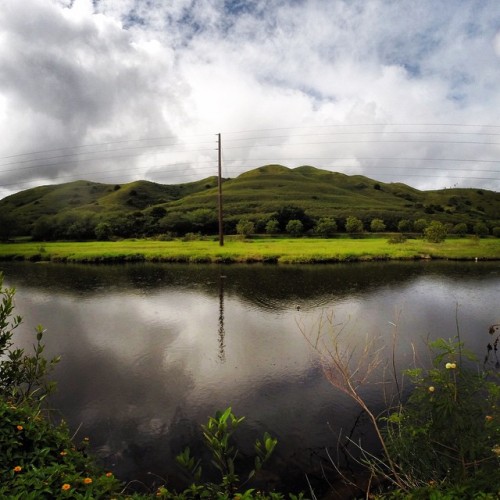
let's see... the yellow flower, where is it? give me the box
[60,451,68,456]
[16,425,23,431]
[61,484,71,491]
[445,362,457,369]
[486,415,494,422]
[428,386,435,392]
[105,472,113,477]
[450,362,456,369]
[13,466,22,473]
[83,477,93,485]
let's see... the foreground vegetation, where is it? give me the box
[301,314,500,499]
[2,274,500,499]
[0,236,499,264]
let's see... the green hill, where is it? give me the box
[0,166,498,240]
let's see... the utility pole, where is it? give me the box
[217,133,224,246]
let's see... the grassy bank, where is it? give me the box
[0,237,499,264]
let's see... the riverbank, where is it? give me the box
[0,237,499,263]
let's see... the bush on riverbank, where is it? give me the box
[302,313,500,498]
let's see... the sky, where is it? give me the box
[1,0,500,199]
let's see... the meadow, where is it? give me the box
[0,236,498,264]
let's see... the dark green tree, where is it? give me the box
[345,216,364,234]
[95,222,113,241]
[31,216,56,241]
[397,219,412,233]
[370,218,386,232]
[315,217,337,237]
[473,222,489,237]
[265,219,280,234]
[236,218,255,238]
[275,205,312,232]
[424,221,447,243]
[452,222,468,237]
[286,219,304,237]
[413,218,428,234]
[0,213,15,241]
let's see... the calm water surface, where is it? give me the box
[1,261,499,493]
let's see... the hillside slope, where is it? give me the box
[0,165,498,239]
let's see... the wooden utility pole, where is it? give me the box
[217,133,224,246]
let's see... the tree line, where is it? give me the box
[0,204,498,242]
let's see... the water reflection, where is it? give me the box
[0,260,498,493]
[218,274,226,363]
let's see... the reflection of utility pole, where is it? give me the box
[218,273,226,363]
[217,133,224,247]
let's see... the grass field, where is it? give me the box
[0,237,499,264]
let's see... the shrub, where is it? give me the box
[182,232,202,242]
[413,218,428,234]
[265,219,280,235]
[452,222,468,237]
[424,221,447,243]
[168,407,295,499]
[0,276,60,404]
[493,227,500,238]
[286,219,304,237]
[315,217,337,237]
[0,399,123,498]
[397,219,412,233]
[384,338,500,492]
[301,312,500,498]
[473,222,489,237]
[94,222,112,241]
[236,218,255,238]
[370,218,386,232]
[345,216,363,234]
[387,233,407,244]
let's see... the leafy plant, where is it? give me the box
[345,216,364,234]
[236,218,255,238]
[424,221,447,243]
[370,218,386,232]
[384,338,500,491]
[0,399,125,498]
[300,311,500,497]
[0,273,60,404]
[172,407,287,498]
[387,233,407,244]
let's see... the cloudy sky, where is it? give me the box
[1,0,500,199]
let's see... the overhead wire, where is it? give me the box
[1,124,500,193]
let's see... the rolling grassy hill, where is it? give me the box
[0,165,498,239]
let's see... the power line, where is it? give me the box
[2,125,500,194]
[3,122,500,163]
[0,133,216,161]
[223,139,500,150]
[222,122,500,136]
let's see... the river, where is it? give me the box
[0,260,498,494]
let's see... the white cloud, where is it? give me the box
[1,0,499,199]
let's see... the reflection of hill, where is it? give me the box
[1,261,498,311]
